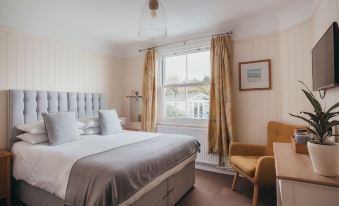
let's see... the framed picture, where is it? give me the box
[239,59,271,91]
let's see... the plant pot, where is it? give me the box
[307,141,339,177]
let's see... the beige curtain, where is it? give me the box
[141,49,157,132]
[208,34,234,164]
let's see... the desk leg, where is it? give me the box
[6,157,11,206]
[276,178,281,206]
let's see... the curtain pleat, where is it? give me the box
[208,35,234,165]
[141,49,157,132]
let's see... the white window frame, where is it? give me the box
[157,46,210,127]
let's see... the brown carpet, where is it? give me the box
[6,169,276,206]
[176,169,276,206]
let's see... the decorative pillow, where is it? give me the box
[17,133,48,144]
[17,121,46,134]
[77,116,100,129]
[43,111,80,145]
[98,110,122,135]
[79,127,101,135]
[77,129,84,135]
[77,121,86,129]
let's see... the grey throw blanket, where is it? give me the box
[64,134,200,206]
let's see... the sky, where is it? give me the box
[165,50,210,84]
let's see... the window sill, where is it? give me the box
[157,122,208,129]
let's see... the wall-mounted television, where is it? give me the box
[312,22,339,91]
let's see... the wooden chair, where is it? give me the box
[229,121,300,206]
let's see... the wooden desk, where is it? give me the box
[0,151,12,206]
[273,143,339,206]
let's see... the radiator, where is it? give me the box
[157,125,219,166]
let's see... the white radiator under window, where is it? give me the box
[157,125,219,166]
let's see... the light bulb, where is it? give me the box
[138,0,167,39]
[150,9,157,17]
[149,0,158,18]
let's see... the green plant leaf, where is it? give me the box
[324,120,339,131]
[307,127,318,137]
[289,81,339,144]
[299,81,317,100]
[323,112,339,120]
[326,102,339,114]
[301,89,322,113]
[289,113,320,131]
[300,112,320,122]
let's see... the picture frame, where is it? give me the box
[239,59,271,91]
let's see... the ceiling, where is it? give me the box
[0,0,317,57]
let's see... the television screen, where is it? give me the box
[312,22,339,90]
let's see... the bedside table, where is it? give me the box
[0,151,12,206]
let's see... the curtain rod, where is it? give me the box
[138,31,233,52]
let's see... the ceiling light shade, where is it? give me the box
[138,0,167,40]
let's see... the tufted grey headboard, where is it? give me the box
[8,90,106,149]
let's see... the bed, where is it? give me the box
[8,89,199,206]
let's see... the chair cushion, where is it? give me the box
[267,121,301,155]
[230,156,260,177]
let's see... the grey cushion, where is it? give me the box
[99,110,122,135]
[43,111,80,145]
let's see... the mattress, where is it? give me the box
[11,131,197,205]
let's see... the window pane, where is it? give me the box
[187,51,210,84]
[187,85,210,98]
[186,86,210,119]
[160,49,211,122]
[164,87,186,118]
[164,101,186,118]
[164,87,185,100]
[164,55,186,85]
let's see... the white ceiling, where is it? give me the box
[0,0,317,57]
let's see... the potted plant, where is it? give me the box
[289,81,339,177]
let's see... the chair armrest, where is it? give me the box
[254,156,276,185]
[229,142,267,157]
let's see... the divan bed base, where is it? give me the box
[14,162,195,206]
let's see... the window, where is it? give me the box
[159,48,211,125]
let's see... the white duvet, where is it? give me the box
[12,131,161,199]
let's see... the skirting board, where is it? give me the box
[195,162,235,175]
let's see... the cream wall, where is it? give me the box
[310,0,339,113]
[122,0,339,145]
[235,0,339,143]
[279,21,313,124]
[121,35,282,145]
[2,0,333,149]
[233,34,281,144]
[280,0,339,125]
[0,27,125,149]
[122,56,144,129]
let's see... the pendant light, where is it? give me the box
[138,0,167,40]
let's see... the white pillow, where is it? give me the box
[43,111,80,146]
[79,127,101,135]
[77,116,100,129]
[17,121,46,134]
[77,129,84,135]
[77,121,86,129]
[99,110,122,135]
[17,133,48,144]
